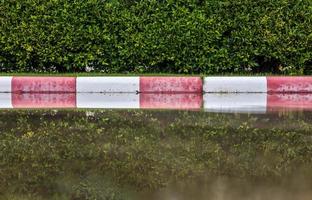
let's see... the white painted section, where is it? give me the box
[0,77,13,108]
[77,93,140,108]
[0,76,12,93]
[204,93,267,113]
[76,77,140,93]
[0,93,12,108]
[204,77,267,93]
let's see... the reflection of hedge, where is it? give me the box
[0,110,312,199]
[1,0,311,74]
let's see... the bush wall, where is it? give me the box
[0,0,311,74]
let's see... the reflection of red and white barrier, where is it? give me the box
[204,93,267,113]
[1,76,312,93]
[204,93,312,113]
[0,93,202,110]
[0,93,12,108]
[267,93,312,111]
[0,93,312,112]
[12,93,76,108]
[140,93,202,109]
[76,93,140,108]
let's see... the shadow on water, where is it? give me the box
[0,95,312,199]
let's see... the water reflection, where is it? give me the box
[267,93,312,111]
[12,93,76,108]
[146,175,312,200]
[77,93,140,108]
[204,93,267,113]
[0,93,312,112]
[140,93,202,109]
[204,93,312,113]
[0,110,312,199]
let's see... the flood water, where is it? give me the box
[1,94,312,200]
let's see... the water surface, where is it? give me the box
[0,107,312,199]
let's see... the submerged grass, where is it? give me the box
[0,110,312,199]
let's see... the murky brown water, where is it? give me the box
[0,109,312,200]
[145,173,312,200]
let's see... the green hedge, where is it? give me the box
[1,0,311,74]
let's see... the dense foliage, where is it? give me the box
[0,0,311,74]
[0,110,312,199]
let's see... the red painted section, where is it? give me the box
[267,93,312,111]
[12,77,76,93]
[12,93,76,108]
[267,77,312,93]
[140,93,202,110]
[140,77,202,93]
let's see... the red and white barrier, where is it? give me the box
[204,77,267,93]
[0,76,12,93]
[140,77,202,93]
[204,76,312,93]
[0,76,311,93]
[267,77,312,93]
[77,77,140,93]
[12,77,76,93]
[0,75,311,111]
[0,77,13,108]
